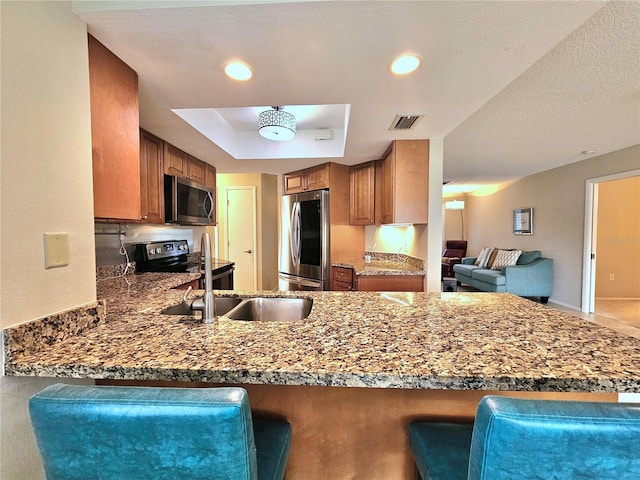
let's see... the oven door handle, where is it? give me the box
[211,267,235,281]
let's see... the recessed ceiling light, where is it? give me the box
[390,54,422,75]
[224,61,253,81]
[581,149,597,155]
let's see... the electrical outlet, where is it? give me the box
[609,273,615,281]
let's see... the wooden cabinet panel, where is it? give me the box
[88,35,141,221]
[355,275,424,292]
[139,130,164,223]
[284,163,330,194]
[350,161,376,225]
[163,143,187,177]
[379,140,429,225]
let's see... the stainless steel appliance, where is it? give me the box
[133,239,235,290]
[279,190,330,291]
[164,175,214,225]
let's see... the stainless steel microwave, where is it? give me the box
[164,175,214,225]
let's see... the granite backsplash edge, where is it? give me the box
[3,301,107,364]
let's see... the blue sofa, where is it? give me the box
[453,250,552,303]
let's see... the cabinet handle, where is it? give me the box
[141,215,147,220]
[244,249,253,254]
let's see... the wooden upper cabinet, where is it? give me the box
[163,143,187,177]
[186,154,205,184]
[139,130,164,223]
[163,142,209,186]
[88,34,141,221]
[205,163,216,189]
[350,161,376,225]
[379,140,429,225]
[284,163,330,194]
[305,164,330,191]
[284,170,306,194]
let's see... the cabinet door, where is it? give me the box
[205,163,216,189]
[139,130,164,223]
[350,161,376,225]
[305,164,330,191]
[163,143,187,177]
[332,266,354,291]
[88,35,141,221]
[393,140,429,224]
[186,154,205,184]
[378,145,395,224]
[284,170,306,194]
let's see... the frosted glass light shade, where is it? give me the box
[258,109,296,141]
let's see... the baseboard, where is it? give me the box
[547,298,580,311]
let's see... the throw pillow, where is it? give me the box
[485,249,500,269]
[474,247,494,267]
[491,249,522,270]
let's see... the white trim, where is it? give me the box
[582,169,640,313]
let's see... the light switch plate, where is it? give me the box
[44,232,69,268]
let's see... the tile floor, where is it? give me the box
[453,284,640,339]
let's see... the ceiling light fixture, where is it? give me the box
[258,106,296,141]
[390,54,422,75]
[224,61,253,81]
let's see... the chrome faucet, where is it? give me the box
[190,232,216,323]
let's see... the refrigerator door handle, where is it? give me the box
[290,201,301,268]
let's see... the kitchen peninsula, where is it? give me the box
[5,273,640,479]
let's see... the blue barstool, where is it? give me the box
[409,395,640,480]
[30,384,291,480]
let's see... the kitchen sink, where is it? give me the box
[226,297,313,322]
[161,296,312,322]
[161,297,242,316]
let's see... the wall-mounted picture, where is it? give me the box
[513,207,533,235]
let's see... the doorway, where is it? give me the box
[582,170,640,327]
[226,187,257,290]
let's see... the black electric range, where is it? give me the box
[132,239,235,289]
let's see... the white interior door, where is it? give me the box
[226,187,257,290]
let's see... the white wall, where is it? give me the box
[1,1,96,329]
[464,145,640,308]
[1,3,97,478]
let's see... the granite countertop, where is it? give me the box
[333,259,426,276]
[5,273,640,392]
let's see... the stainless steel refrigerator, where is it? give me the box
[279,190,330,291]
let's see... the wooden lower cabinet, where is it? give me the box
[332,266,354,291]
[356,275,424,292]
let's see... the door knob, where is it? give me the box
[244,249,253,254]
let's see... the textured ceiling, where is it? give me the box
[73,0,639,191]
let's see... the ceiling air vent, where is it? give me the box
[314,129,333,141]
[389,113,425,131]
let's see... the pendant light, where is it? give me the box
[258,106,296,141]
